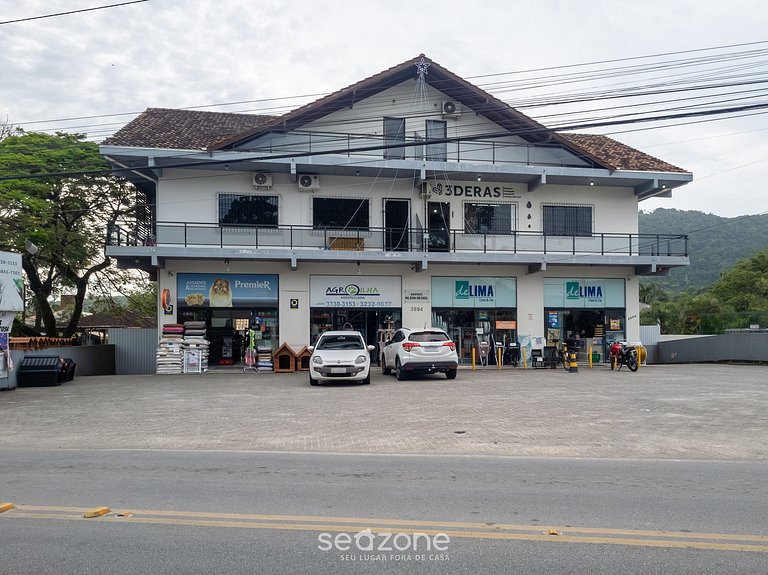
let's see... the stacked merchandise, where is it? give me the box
[257,343,274,372]
[183,321,209,373]
[156,323,184,374]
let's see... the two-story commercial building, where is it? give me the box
[100,55,691,365]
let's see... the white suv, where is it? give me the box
[381,327,459,380]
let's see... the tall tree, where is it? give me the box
[0,131,138,337]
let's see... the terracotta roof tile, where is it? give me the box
[102,108,277,149]
[558,133,687,173]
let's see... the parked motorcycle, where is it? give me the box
[609,342,639,372]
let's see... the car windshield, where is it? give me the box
[409,332,449,343]
[317,335,364,350]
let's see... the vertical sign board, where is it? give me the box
[0,252,24,379]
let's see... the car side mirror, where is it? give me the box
[367,345,375,352]
[307,346,314,352]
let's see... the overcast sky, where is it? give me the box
[2,0,767,218]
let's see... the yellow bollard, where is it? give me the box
[472,348,476,370]
[523,350,527,369]
[588,346,593,368]
[497,347,502,369]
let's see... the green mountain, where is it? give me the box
[638,209,768,293]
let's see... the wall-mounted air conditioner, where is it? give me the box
[253,173,273,188]
[441,100,461,118]
[298,174,320,192]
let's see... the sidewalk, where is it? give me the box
[1,364,766,460]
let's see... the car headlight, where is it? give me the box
[312,356,323,365]
[355,355,368,364]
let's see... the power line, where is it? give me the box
[0,0,148,25]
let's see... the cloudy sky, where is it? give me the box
[2,0,767,218]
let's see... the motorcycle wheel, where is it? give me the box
[626,352,639,372]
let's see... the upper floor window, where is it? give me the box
[425,119,447,161]
[313,197,370,231]
[464,202,515,234]
[218,193,278,227]
[542,204,593,237]
[383,117,406,160]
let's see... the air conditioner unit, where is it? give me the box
[253,172,272,188]
[441,100,461,118]
[298,174,320,192]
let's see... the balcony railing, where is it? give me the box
[107,221,688,257]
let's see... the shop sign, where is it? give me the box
[310,276,402,308]
[427,180,521,199]
[566,281,604,303]
[403,289,430,304]
[544,278,625,309]
[0,251,24,313]
[432,277,517,309]
[177,274,279,308]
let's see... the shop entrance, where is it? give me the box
[434,308,517,365]
[545,309,624,363]
[178,307,279,366]
[310,308,401,347]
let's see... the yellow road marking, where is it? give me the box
[3,506,767,553]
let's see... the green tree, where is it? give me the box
[0,131,138,337]
[710,249,768,312]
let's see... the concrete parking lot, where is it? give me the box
[1,364,766,460]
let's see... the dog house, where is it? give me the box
[296,346,312,371]
[273,343,297,373]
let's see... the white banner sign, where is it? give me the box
[0,251,23,313]
[310,276,402,308]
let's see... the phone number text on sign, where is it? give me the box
[319,301,393,308]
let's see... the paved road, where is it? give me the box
[1,449,767,574]
[1,364,766,459]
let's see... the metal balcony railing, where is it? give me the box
[106,221,689,257]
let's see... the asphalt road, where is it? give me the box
[1,449,766,574]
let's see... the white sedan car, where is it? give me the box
[308,331,375,386]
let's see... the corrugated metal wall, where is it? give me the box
[657,332,768,363]
[108,328,157,375]
[639,325,661,346]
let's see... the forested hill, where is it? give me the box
[638,208,768,293]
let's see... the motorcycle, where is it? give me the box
[609,341,639,372]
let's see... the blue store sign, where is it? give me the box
[177,274,279,308]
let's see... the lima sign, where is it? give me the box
[455,280,495,300]
[566,281,603,302]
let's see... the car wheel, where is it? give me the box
[396,358,408,381]
[360,373,371,385]
[381,355,392,376]
[445,368,457,380]
[309,374,319,386]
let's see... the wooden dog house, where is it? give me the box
[273,343,297,373]
[296,346,312,371]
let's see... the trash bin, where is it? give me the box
[17,356,65,387]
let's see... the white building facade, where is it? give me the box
[101,55,691,365]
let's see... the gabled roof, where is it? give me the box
[101,56,689,175]
[102,107,276,150]
[213,54,557,150]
